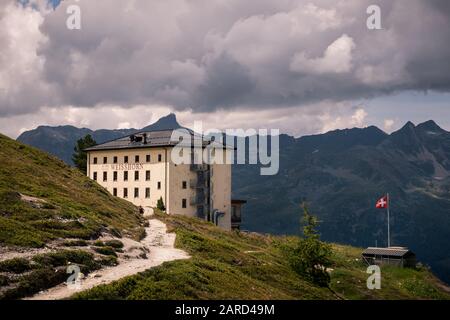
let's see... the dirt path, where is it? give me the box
[26,219,189,300]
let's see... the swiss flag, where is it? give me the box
[376,195,389,209]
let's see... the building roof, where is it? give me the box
[85,128,230,152]
[362,247,414,257]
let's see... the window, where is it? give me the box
[93,157,98,164]
[113,188,117,197]
[113,171,118,181]
[113,156,118,164]
[103,172,107,182]
[146,170,151,181]
[124,156,129,163]
[124,171,128,181]
[158,154,162,162]
[182,199,187,209]
[123,188,128,198]
[134,171,139,181]
[134,188,139,198]
[135,155,139,163]
[146,154,151,162]
[157,182,161,190]
[103,157,107,164]
[145,188,150,198]
[182,181,187,189]
[93,172,97,181]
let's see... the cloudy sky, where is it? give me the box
[1,0,450,138]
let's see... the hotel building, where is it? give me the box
[85,129,243,230]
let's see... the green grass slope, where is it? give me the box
[0,133,144,248]
[74,213,450,300]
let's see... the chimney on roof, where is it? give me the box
[143,133,148,144]
[130,134,135,142]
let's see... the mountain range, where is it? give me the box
[17,114,181,164]
[2,133,448,299]
[16,115,450,283]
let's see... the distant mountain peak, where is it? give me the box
[404,121,416,128]
[416,120,445,133]
[392,121,417,136]
[142,113,181,131]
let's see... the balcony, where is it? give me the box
[189,178,207,189]
[190,164,207,172]
[190,194,206,206]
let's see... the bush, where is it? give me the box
[0,275,8,286]
[137,228,147,241]
[105,240,124,249]
[110,227,122,238]
[94,240,105,247]
[32,250,100,271]
[0,258,32,274]
[97,256,119,267]
[1,267,67,300]
[62,240,88,247]
[92,246,117,257]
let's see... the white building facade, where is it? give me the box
[85,129,237,230]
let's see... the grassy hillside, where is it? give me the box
[0,133,145,248]
[74,213,450,300]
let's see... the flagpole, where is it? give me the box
[387,193,390,248]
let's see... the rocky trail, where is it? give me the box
[26,219,189,300]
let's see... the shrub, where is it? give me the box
[92,246,117,257]
[0,275,8,286]
[1,267,67,300]
[41,203,56,210]
[137,228,147,241]
[62,240,88,247]
[97,256,119,267]
[110,227,122,238]
[105,240,124,249]
[0,258,32,274]
[94,240,105,247]
[32,250,100,271]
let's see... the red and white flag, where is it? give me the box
[376,195,389,209]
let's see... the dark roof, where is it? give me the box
[362,247,414,257]
[85,129,229,152]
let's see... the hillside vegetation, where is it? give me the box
[0,133,145,248]
[74,213,450,300]
[0,133,146,299]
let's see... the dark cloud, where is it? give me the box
[1,0,450,117]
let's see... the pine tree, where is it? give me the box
[72,134,97,174]
[288,203,332,287]
[157,197,166,212]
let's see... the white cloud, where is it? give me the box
[384,119,395,131]
[320,107,368,133]
[0,1,56,115]
[290,34,356,74]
